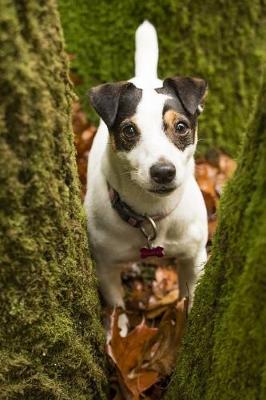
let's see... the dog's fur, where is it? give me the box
[85,21,208,317]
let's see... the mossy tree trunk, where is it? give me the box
[165,80,266,399]
[58,0,266,156]
[0,1,107,398]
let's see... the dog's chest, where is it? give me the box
[100,214,199,264]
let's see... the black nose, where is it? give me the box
[150,162,176,184]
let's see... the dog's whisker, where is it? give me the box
[130,171,139,177]
[197,138,209,142]
[121,169,137,176]
[120,171,132,176]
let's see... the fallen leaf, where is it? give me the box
[140,297,188,375]
[69,71,83,86]
[148,289,179,310]
[76,127,96,155]
[125,279,151,311]
[195,154,237,243]
[153,266,178,298]
[67,53,76,61]
[146,305,168,320]
[77,156,88,199]
[195,161,218,198]
[218,153,237,178]
[107,308,159,399]
[72,107,88,136]
[208,218,218,242]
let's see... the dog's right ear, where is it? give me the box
[163,76,208,115]
[88,81,134,128]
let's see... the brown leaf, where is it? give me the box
[195,154,237,243]
[146,305,169,320]
[77,156,88,184]
[139,298,188,376]
[67,53,76,61]
[69,71,83,86]
[208,218,218,241]
[107,309,159,399]
[72,109,88,135]
[201,190,217,217]
[126,370,159,399]
[218,153,237,178]
[153,266,178,298]
[195,160,220,241]
[215,172,227,196]
[80,127,96,152]
[126,279,151,311]
[75,128,96,156]
[195,161,218,198]
[148,289,179,310]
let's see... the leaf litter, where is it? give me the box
[72,92,236,399]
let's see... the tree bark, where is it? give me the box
[58,0,266,156]
[0,1,107,398]
[165,80,266,399]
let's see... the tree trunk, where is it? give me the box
[165,80,266,399]
[58,0,266,156]
[0,1,107,398]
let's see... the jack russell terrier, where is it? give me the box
[85,21,208,331]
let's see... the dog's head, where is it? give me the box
[89,77,207,195]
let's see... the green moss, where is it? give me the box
[58,0,266,156]
[165,79,266,399]
[0,0,107,398]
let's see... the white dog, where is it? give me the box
[84,21,208,324]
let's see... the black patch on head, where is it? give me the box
[161,76,208,115]
[156,76,207,151]
[161,95,187,116]
[89,81,142,151]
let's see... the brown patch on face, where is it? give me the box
[111,116,141,152]
[163,109,196,151]
[164,110,182,128]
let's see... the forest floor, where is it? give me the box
[73,99,236,399]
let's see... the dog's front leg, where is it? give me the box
[178,247,207,310]
[96,262,125,308]
[96,261,129,336]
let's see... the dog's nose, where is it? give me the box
[150,162,176,184]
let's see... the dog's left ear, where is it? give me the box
[88,81,135,128]
[163,76,208,115]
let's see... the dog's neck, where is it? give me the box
[102,146,195,217]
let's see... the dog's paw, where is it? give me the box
[118,312,129,337]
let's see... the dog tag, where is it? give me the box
[140,246,164,259]
[139,216,165,259]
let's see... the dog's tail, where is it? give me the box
[135,20,159,84]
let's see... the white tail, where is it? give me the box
[135,20,159,84]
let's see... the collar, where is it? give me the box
[107,182,176,229]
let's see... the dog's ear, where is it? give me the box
[88,81,134,128]
[163,77,208,115]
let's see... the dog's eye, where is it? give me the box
[122,124,137,139]
[175,122,189,135]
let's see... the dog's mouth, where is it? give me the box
[148,186,176,195]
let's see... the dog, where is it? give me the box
[84,21,208,333]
